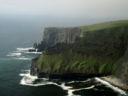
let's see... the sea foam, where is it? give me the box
[19,72,127,96]
[16,57,31,60]
[95,77,126,95]
[19,70,55,87]
[7,52,22,57]
[19,70,94,96]
[7,47,41,60]
[17,47,34,52]
[25,51,42,54]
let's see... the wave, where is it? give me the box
[95,77,126,95]
[19,71,127,96]
[58,82,94,96]
[20,71,126,95]
[19,70,94,96]
[19,70,56,87]
[17,47,34,52]
[19,70,37,86]
[7,52,22,57]
[7,47,42,60]
[59,83,74,96]
[16,47,42,54]
[67,79,91,84]
[15,57,31,60]
[24,51,42,54]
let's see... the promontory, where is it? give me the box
[31,20,128,91]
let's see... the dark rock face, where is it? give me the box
[30,57,39,76]
[28,49,36,52]
[43,27,82,44]
[37,72,49,78]
[38,73,107,80]
[36,27,82,51]
[30,57,49,78]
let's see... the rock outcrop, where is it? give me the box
[30,57,39,76]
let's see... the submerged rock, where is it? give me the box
[28,49,36,52]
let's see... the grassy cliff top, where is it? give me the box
[43,20,128,32]
[81,20,128,32]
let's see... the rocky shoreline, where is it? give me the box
[99,76,128,93]
[30,57,128,95]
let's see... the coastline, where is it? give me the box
[96,76,128,95]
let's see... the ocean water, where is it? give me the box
[0,41,127,96]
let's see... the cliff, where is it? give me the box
[35,27,82,51]
[31,20,128,90]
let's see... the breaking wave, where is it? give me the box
[16,47,42,54]
[7,47,41,60]
[24,51,42,54]
[19,70,127,96]
[95,77,126,95]
[15,57,31,60]
[17,47,34,52]
[19,70,96,96]
[19,70,55,86]
[7,52,22,57]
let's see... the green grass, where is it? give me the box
[37,51,119,75]
[37,20,128,76]
[81,20,128,32]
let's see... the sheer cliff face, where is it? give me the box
[43,27,82,44]
[37,27,82,51]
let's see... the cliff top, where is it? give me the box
[81,20,128,32]
[43,20,128,32]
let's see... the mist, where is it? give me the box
[0,0,128,48]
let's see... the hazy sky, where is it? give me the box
[0,0,128,19]
[0,0,128,48]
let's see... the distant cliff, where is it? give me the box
[31,20,128,90]
[35,27,82,51]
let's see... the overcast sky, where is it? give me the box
[0,0,128,47]
[0,0,128,19]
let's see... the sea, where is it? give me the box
[0,34,127,96]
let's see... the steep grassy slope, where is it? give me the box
[32,21,128,86]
